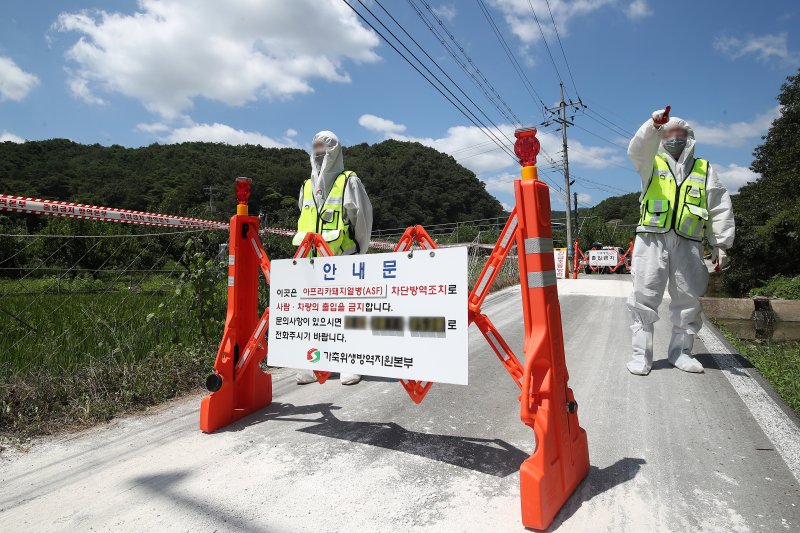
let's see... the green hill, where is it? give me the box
[0,138,504,230]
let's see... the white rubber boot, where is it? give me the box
[668,332,704,373]
[295,369,317,384]
[627,322,654,376]
[340,373,362,385]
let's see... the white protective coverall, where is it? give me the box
[296,131,373,385]
[298,131,373,254]
[626,116,735,375]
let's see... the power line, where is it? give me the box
[342,0,517,162]
[583,108,634,138]
[543,0,580,99]
[474,0,548,116]
[525,0,567,95]
[376,0,518,134]
[571,122,628,150]
[360,0,516,152]
[570,173,631,195]
[582,100,637,136]
[409,0,522,126]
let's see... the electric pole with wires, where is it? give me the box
[543,83,585,263]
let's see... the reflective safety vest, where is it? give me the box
[293,171,359,255]
[637,155,709,241]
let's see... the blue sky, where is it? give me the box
[1,0,798,212]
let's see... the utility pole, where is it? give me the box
[573,191,579,243]
[203,186,218,213]
[543,83,584,262]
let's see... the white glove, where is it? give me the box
[711,247,729,271]
[651,108,670,126]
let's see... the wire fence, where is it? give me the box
[1,217,521,372]
[0,211,522,435]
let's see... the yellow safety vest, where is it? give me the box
[293,171,359,255]
[637,155,709,241]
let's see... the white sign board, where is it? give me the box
[268,247,469,384]
[554,248,568,279]
[588,249,619,267]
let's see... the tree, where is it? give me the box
[724,68,800,295]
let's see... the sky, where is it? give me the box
[1,0,798,214]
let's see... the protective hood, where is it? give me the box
[310,131,344,200]
[658,116,696,169]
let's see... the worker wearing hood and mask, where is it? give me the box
[293,131,373,386]
[625,108,735,376]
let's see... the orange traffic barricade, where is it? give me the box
[200,128,589,529]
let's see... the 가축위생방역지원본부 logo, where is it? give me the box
[307,348,321,363]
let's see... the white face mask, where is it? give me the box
[663,136,687,157]
[313,152,326,167]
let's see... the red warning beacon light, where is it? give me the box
[235,177,252,215]
[514,127,540,167]
[235,176,252,205]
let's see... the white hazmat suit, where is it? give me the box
[296,131,373,385]
[626,114,735,375]
[299,131,373,254]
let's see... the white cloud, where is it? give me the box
[359,115,623,175]
[285,128,298,138]
[488,0,614,43]
[625,0,652,19]
[136,122,171,134]
[67,76,106,105]
[691,106,779,147]
[483,172,517,195]
[163,122,296,148]
[577,193,592,204]
[358,114,407,135]
[1,131,25,143]
[714,32,799,65]
[55,0,380,118]
[432,4,457,22]
[0,55,40,101]
[715,163,760,193]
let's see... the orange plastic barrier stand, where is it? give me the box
[515,169,589,530]
[392,225,437,403]
[199,211,272,433]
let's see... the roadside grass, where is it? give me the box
[1,250,515,440]
[0,275,221,439]
[717,326,800,414]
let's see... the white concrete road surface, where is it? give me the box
[2,277,799,532]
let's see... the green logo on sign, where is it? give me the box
[307,348,321,363]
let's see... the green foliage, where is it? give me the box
[573,192,639,249]
[725,68,800,296]
[748,275,800,300]
[582,192,640,226]
[724,333,800,415]
[0,138,504,231]
[176,238,227,342]
[343,140,504,228]
[0,266,216,437]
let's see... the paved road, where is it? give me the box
[1,278,798,532]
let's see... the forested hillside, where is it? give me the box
[0,138,504,230]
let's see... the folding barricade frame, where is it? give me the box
[200,132,590,529]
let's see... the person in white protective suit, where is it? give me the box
[294,131,373,385]
[626,108,735,375]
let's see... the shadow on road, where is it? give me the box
[224,402,528,477]
[546,457,647,531]
[129,471,264,532]
[695,351,754,376]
